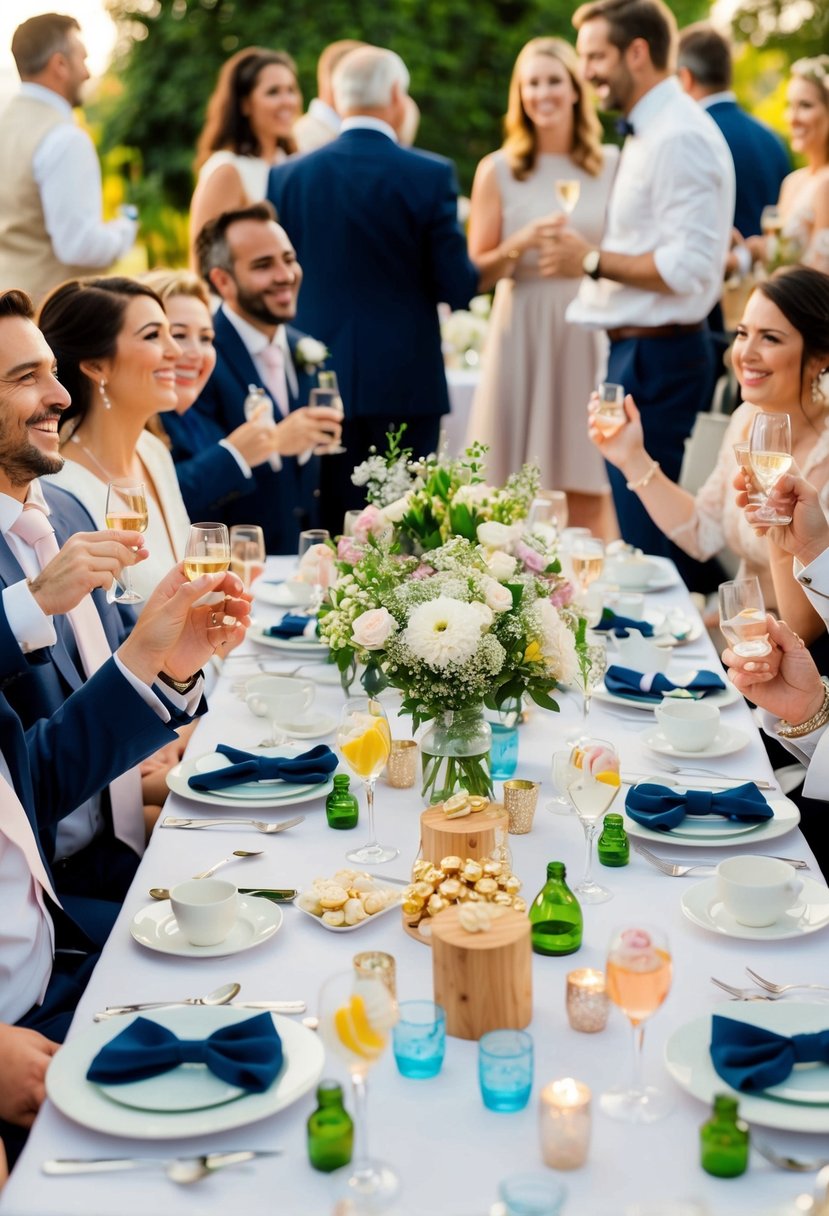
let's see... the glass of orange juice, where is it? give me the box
[601,924,673,1123]
[564,738,621,904]
[336,697,396,863]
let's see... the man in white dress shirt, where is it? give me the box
[0,14,137,304]
[293,39,364,154]
[552,0,734,585]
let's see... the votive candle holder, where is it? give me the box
[384,739,419,788]
[539,1077,591,1170]
[566,968,609,1034]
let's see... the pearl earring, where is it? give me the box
[99,380,112,410]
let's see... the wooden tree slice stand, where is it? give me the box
[430,904,532,1040]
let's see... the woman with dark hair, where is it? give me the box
[38,277,191,607]
[189,47,301,262]
[465,37,618,536]
[589,265,829,643]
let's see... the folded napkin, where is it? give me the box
[604,664,725,702]
[595,609,654,638]
[87,1013,282,1093]
[625,782,773,831]
[264,614,318,640]
[710,1014,829,1093]
[188,743,338,792]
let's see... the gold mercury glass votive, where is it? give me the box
[539,1078,591,1170]
[503,779,540,834]
[353,951,397,999]
[566,968,610,1033]
[384,739,419,788]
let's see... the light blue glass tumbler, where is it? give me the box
[392,1001,446,1079]
[499,1173,567,1215]
[487,703,520,780]
[479,1029,533,1112]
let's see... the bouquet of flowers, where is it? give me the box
[441,294,491,368]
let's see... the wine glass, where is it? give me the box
[298,528,332,611]
[318,968,399,1206]
[601,924,673,1123]
[547,747,575,815]
[229,525,266,592]
[594,382,627,438]
[748,411,793,525]
[566,634,608,744]
[336,697,397,864]
[310,370,346,455]
[570,537,605,598]
[760,205,782,238]
[563,737,621,903]
[718,576,772,658]
[105,481,148,604]
[183,522,230,580]
[732,442,764,506]
[529,491,568,536]
[555,178,580,215]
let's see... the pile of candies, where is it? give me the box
[402,855,525,934]
[298,869,400,927]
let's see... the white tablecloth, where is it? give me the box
[2,559,824,1216]
[443,369,479,457]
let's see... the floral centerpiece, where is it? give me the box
[441,294,491,368]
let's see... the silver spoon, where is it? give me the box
[43,1150,281,1183]
[192,849,264,879]
[94,981,241,1021]
[753,1138,829,1173]
[148,886,297,902]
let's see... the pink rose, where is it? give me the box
[515,540,547,574]
[410,563,435,581]
[337,536,363,565]
[549,581,574,608]
[351,607,396,650]
[353,505,390,544]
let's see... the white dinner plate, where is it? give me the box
[166,756,335,810]
[47,1007,324,1139]
[131,896,283,958]
[249,625,328,658]
[100,1067,245,1113]
[665,1003,829,1130]
[296,885,403,933]
[623,795,800,848]
[594,663,740,711]
[681,874,829,943]
[641,723,750,760]
[190,750,316,800]
[253,580,313,609]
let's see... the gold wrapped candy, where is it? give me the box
[402,853,523,929]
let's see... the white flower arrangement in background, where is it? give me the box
[294,336,329,373]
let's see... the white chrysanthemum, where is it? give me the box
[403,596,489,668]
[532,599,579,684]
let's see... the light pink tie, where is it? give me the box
[8,504,145,854]
[1,772,58,986]
[259,343,290,418]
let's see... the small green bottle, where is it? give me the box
[597,813,629,867]
[529,861,583,956]
[700,1094,749,1178]
[307,1080,354,1172]
[325,774,359,830]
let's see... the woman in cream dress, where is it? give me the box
[466,38,618,536]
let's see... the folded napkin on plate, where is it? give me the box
[604,664,725,702]
[86,1013,282,1092]
[594,609,654,638]
[710,1014,829,1093]
[188,743,338,791]
[625,782,773,831]
[263,615,318,640]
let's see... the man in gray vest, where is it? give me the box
[0,14,137,305]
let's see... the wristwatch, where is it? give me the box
[158,670,202,695]
[582,248,601,280]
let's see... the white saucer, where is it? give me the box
[624,795,800,848]
[254,580,313,609]
[641,723,749,760]
[681,874,829,941]
[249,625,328,658]
[282,711,338,741]
[131,896,283,958]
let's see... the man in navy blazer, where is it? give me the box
[173,203,342,555]
[268,47,480,531]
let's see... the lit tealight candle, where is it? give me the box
[566,967,609,1033]
[539,1078,591,1170]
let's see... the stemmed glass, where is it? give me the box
[229,525,266,593]
[105,480,148,604]
[298,528,332,612]
[183,522,230,580]
[594,382,627,437]
[748,411,793,525]
[601,924,673,1123]
[570,536,605,599]
[336,697,397,864]
[310,370,346,455]
[319,969,399,1206]
[563,737,621,904]
[718,576,772,658]
[529,491,568,535]
[547,747,575,815]
[555,179,580,215]
[567,634,608,745]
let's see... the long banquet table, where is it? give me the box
[2,558,826,1216]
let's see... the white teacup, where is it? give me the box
[609,592,646,620]
[616,633,671,674]
[245,674,315,720]
[170,879,238,946]
[283,579,313,608]
[717,856,803,927]
[605,556,658,589]
[654,699,720,752]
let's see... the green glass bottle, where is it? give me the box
[325,774,359,830]
[307,1080,354,1172]
[700,1094,749,1178]
[529,861,583,956]
[597,813,629,867]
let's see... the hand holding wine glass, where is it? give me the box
[555,178,580,215]
[184,523,230,581]
[336,697,396,864]
[310,370,346,455]
[105,481,148,604]
[718,575,772,659]
[593,382,627,438]
[748,411,793,525]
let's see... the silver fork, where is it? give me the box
[753,1138,829,1172]
[710,977,776,1001]
[633,841,808,877]
[162,815,305,834]
[652,758,774,786]
[745,967,829,997]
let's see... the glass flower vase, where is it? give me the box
[420,707,493,804]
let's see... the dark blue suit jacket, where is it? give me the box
[705,100,790,237]
[267,128,478,421]
[172,312,321,555]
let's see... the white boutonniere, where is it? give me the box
[295,336,329,373]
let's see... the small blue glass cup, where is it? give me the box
[393,1001,446,1078]
[487,702,521,780]
[499,1172,567,1215]
[479,1029,533,1112]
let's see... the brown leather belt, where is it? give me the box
[606,322,706,342]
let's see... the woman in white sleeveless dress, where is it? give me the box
[465,38,618,537]
[189,48,301,266]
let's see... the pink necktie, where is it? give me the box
[259,343,290,418]
[1,772,58,987]
[8,504,145,854]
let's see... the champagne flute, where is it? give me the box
[183,522,230,580]
[570,537,605,597]
[298,527,332,611]
[564,737,620,903]
[310,370,346,455]
[337,697,396,864]
[318,968,399,1205]
[748,411,793,525]
[555,178,580,215]
[105,481,148,604]
[601,924,673,1123]
[229,525,266,592]
[594,381,627,438]
[718,576,772,658]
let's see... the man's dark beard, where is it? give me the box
[235,283,294,327]
[0,433,63,487]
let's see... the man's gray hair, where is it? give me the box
[332,47,409,114]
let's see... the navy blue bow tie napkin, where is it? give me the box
[264,614,318,640]
[87,1013,283,1093]
[710,1015,829,1093]
[595,609,655,639]
[189,744,338,792]
[604,664,725,702]
[625,782,773,831]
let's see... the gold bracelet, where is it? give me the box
[626,459,660,491]
[503,246,521,278]
[777,676,829,738]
